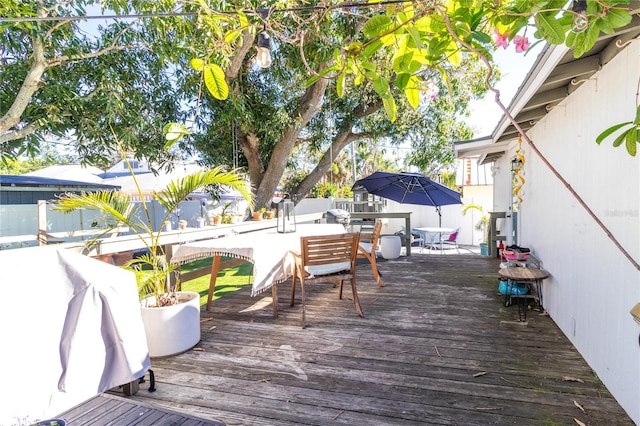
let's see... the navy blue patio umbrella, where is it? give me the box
[353,171,462,226]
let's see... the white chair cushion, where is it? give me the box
[305,261,351,277]
[359,242,373,254]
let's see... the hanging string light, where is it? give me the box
[571,0,588,33]
[514,138,526,203]
[255,8,272,68]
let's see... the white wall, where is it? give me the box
[382,199,464,237]
[493,42,640,423]
[460,184,494,246]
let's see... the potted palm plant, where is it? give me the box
[463,204,489,256]
[55,150,252,357]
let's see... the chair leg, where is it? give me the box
[338,278,344,299]
[290,269,297,307]
[300,277,306,328]
[350,277,364,317]
[369,253,384,287]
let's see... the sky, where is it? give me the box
[465,41,544,137]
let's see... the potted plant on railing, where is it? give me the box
[252,207,266,220]
[54,149,252,357]
[220,201,234,224]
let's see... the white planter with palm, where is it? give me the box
[56,151,252,357]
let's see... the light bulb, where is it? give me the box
[572,12,588,33]
[256,31,272,68]
[571,0,588,33]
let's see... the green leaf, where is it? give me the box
[471,31,491,44]
[625,127,637,156]
[305,75,320,87]
[406,26,423,49]
[535,12,566,45]
[393,51,415,73]
[336,72,345,98]
[373,76,390,98]
[573,24,600,58]
[596,121,632,144]
[190,58,205,71]
[361,62,377,72]
[634,104,640,125]
[595,18,614,35]
[404,75,421,110]
[612,129,629,147]
[163,122,190,146]
[603,8,632,29]
[396,73,410,90]
[381,32,402,47]
[363,15,392,38]
[565,30,576,48]
[203,64,229,100]
[360,39,383,59]
[382,95,397,123]
[224,28,242,44]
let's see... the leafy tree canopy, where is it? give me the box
[1,1,634,207]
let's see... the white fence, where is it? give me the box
[0,196,487,250]
[0,200,209,250]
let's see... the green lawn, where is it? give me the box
[178,257,253,307]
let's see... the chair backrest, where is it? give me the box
[300,233,360,274]
[370,220,382,245]
[447,228,460,241]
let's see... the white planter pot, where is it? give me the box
[140,291,201,358]
[380,235,401,259]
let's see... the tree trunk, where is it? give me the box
[293,129,361,200]
[292,100,383,201]
[252,78,329,209]
[238,130,264,189]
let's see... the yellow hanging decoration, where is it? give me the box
[514,138,525,203]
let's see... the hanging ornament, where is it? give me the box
[514,138,526,203]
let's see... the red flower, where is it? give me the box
[492,28,509,49]
[513,35,530,53]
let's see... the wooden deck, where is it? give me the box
[58,393,225,425]
[123,252,633,425]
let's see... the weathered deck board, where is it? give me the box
[57,393,225,425]
[126,253,633,425]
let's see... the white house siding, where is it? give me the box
[494,42,640,423]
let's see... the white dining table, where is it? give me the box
[170,223,346,315]
[414,227,454,252]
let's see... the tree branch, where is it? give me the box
[0,123,40,144]
[0,38,46,135]
[226,31,255,80]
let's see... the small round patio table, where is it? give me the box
[498,266,549,321]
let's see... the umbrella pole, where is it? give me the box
[436,206,442,227]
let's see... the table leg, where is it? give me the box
[534,279,544,312]
[518,289,527,321]
[206,255,221,312]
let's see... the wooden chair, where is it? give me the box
[357,220,384,286]
[291,233,363,328]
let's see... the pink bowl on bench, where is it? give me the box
[503,250,528,261]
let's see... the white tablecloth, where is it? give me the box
[0,247,151,425]
[171,223,346,296]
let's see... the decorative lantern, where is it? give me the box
[277,194,296,233]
